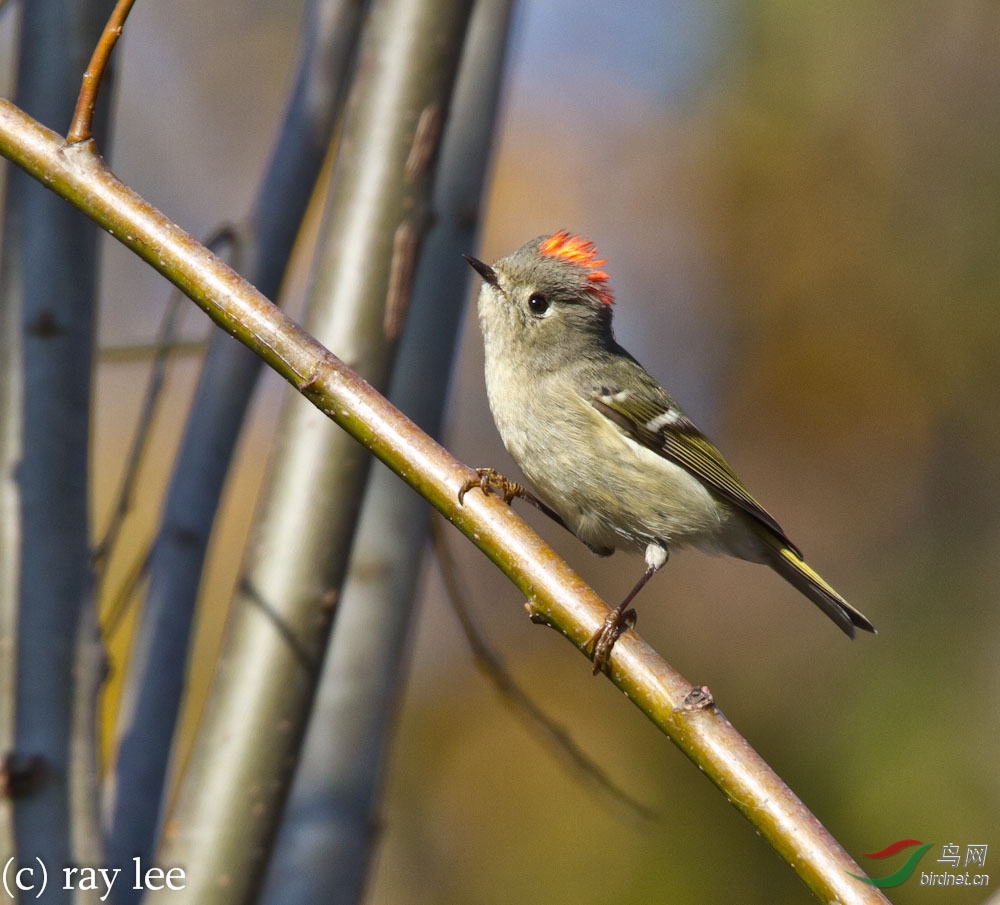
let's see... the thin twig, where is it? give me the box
[431,518,656,823]
[92,226,239,580]
[97,340,210,363]
[100,542,152,641]
[92,299,180,578]
[67,0,137,143]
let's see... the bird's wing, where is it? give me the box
[586,372,799,554]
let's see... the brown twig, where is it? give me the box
[67,0,137,143]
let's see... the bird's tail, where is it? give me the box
[762,538,876,638]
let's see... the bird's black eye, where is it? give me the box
[527,292,549,315]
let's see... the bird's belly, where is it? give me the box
[506,408,732,556]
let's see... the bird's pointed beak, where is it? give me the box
[462,254,499,287]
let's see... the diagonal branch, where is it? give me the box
[0,99,890,905]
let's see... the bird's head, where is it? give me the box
[464,231,615,366]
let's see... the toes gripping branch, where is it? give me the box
[458,467,530,505]
[459,468,569,529]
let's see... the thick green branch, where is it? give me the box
[0,98,888,905]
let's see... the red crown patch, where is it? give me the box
[539,230,613,305]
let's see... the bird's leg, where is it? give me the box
[587,568,649,674]
[458,467,568,528]
[589,545,668,675]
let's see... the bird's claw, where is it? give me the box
[459,467,529,505]
[588,607,637,675]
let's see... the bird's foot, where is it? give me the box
[459,467,536,506]
[588,606,637,675]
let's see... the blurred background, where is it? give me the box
[3,1,998,902]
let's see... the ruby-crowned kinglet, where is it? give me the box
[462,231,875,673]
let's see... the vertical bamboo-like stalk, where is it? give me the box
[0,117,21,874]
[259,2,514,901]
[104,0,366,879]
[0,0,117,894]
[150,1,473,902]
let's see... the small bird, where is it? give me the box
[461,230,875,673]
